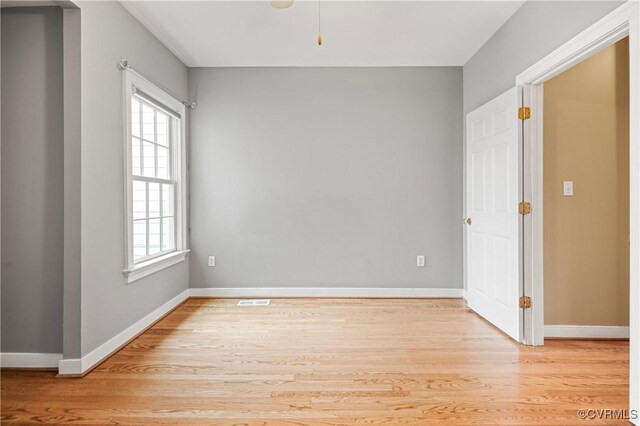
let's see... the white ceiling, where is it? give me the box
[1,1,57,7]
[121,0,525,67]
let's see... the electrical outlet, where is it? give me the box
[208,256,215,267]
[417,255,426,267]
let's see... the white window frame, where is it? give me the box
[122,70,189,284]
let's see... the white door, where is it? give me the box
[465,87,522,341]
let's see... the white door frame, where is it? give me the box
[515,1,639,420]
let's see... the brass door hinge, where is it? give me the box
[519,296,532,309]
[518,106,531,120]
[519,201,532,215]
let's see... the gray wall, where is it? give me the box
[189,67,463,289]
[76,1,189,356]
[464,1,623,114]
[1,7,64,353]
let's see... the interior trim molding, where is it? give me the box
[544,325,630,339]
[516,0,635,85]
[189,287,463,298]
[0,352,62,369]
[123,250,189,284]
[516,0,640,349]
[58,289,190,376]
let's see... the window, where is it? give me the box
[131,98,176,261]
[123,71,188,283]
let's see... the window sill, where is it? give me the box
[123,249,190,284]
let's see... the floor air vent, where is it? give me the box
[237,299,271,306]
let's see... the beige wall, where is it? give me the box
[543,38,629,326]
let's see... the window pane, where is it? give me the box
[133,180,146,220]
[132,99,140,138]
[133,220,147,260]
[149,182,160,218]
[157,112,168,146]
[143,142,155,177]
[162,217,175,251]
[132,137,141,176]
[162,184,174,217]
[142,103,155,142]
[157,146,169,179]
[149,219,161,255]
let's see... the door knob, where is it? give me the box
[464,218,472,225]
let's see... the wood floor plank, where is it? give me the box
[1,298,629,424]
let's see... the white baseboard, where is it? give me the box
[189,287,463,298]
[56,286,461,375]
[462,289,468,301]
[58,289,190,376]
[1,352,62,369]
[544,325,630,339]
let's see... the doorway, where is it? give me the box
[514,2,639,419]
[542,38,630,340]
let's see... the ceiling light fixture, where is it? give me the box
[271,0,293,9]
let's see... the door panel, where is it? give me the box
[472,152,486,211]
[466,86,522,342]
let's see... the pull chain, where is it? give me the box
[317,0,322,46]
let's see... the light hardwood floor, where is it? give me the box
[1,298,629,425]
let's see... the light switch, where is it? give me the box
[417,255,426,267]
[563,181,574,197]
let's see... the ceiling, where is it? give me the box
[121,0,525,67]
[1,1,57,7]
